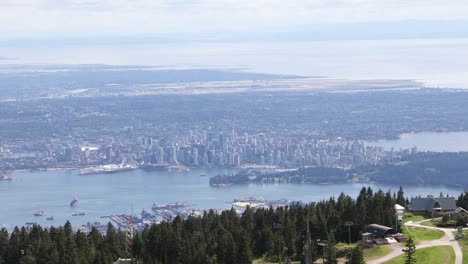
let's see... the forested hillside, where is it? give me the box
[0,187,397,264]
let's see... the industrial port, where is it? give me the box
[78,198,297,233]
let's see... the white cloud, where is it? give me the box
[1,0,468,39]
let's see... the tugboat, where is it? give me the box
[34,211,45,216]
[70,197,79,207]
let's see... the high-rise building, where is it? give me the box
[192,148,198,166]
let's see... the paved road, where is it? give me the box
[367,219,462,264]
[367,243,403,264]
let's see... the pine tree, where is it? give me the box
[326,232,337,264]
[235,230,252,264]
[105,222,121,261]
[396,186,405,206]
[6,227,21,264]
[403,237,416,264]
[0,228,9,263]
[216,228,236,264]
[346,246,365,264]
[270,233,286,263]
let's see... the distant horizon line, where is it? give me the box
[2,19,468,47]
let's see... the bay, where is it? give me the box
[367,131,468,152]
[0,168,463,228]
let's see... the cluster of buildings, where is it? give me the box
[361,196,468,247]
[0,129,412,171]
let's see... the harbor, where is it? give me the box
[24,197,297,233]
[79,198,295,233]
[98,202,204,232]
[0,168,464,230]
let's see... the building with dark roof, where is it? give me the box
[450,207,468,220]
[409,196,456,217]
[367,224,398,238]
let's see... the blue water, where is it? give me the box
[367,131,468,152]
[0,168,463,228]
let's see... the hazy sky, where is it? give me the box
[1,0,468,41]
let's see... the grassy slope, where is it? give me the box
[383,246,455,264]
[363,245,393,261]
[401,226,444,244]
[421,220,438,227]
[403,214,427,223]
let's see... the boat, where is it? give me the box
[34,211,45,216]
[79,164,137,175]
[25,222,37,226]
[72,212,85,216]
[70,197,79,207]
[46,216,54,221]
[0,174,12,181]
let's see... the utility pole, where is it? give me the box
[304,211,311,264]
[344,221,353,244]
[126,205,134,252]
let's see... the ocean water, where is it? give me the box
[2,38,468,89]
[0,168,463,228]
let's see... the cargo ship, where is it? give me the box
[79,164,136,175]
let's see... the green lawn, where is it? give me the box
[401,226,445,244]
[403,214,427,223]
[456,231,468,264]
[363,245,393,261]
[383,246,455,264]
[421,220,438,227]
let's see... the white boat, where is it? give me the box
[0,174,12,181]
[34,211,45,216]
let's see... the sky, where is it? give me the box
[1,0,468,43]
